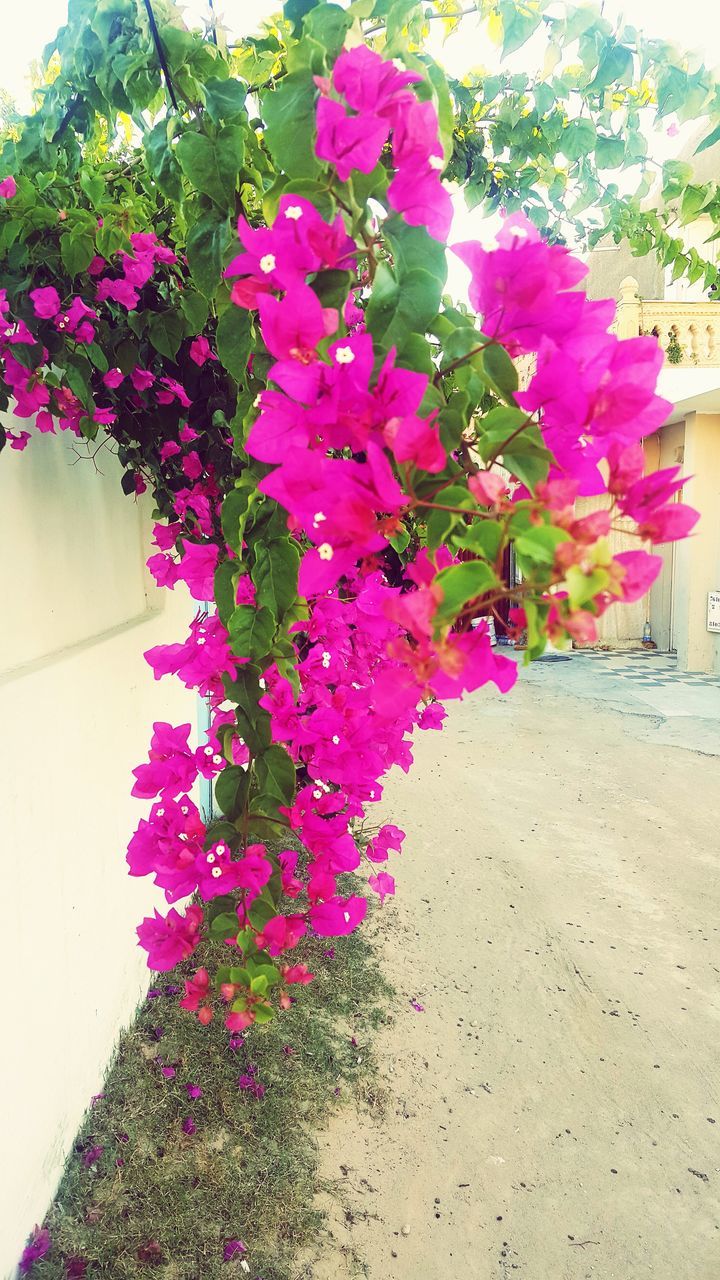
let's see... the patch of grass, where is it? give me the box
[31,923,391,1280]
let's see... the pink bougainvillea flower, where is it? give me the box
[452,214,594,354]
[103,367,125,389]
[410,1000,425,1012]
[82,1144,104,1168]
[308,895,368,936]
[18,1226,51,1274]
[330,45,422,116]
[136,903,204,970]
[608,550,663,603]
[181,1116,197,1135]
[130,367,155,392]
[226,1009,255,1032]
[130,720,197,798]
[280,963,315,985]
[189,335,217,366]
[469,471,507,505]
[186,1082,203,1099]
[95,276,140,310]
[175,540,219,601]
[180,969,211,1012]
[7,429,31,450]
[66,1256,88,1278]
[254,914,308,956]
[384,412,446,473]
[0,175,18,199]
[30,285,62,319]
[368,871,395,903]
[315,97,390,182]
[157,376,191,408]
[223,1240,247,1261]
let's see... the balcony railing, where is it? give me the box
[615,277,720,367]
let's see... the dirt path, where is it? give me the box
[309,673,720,1279]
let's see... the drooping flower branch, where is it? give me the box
[0,13,699,1039]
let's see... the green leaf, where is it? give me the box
[303,3,352,57]
[216,303,252,380]
[499,0,542,55]
[255,744,296,807]
[147,309,184,361]
[425,483,475,549]
[179,289,210,333]
[566,565,610,608]
[262,72,321,179]
[79,171,105,207]
[210,911,239,940]
[221,483,254,554]
[228,605,275,659]
[176,127,244,209]
[60,232,95,276]
[434,560,497,624]
[588,41,633,92]
[204,76,248,124]
[251,537,300,619]
[186,208,230,298]
[144,119,184,203]
[215,764,250,819]
[477,344,518,404]
[696,121,720,156]
[223,665,272,754]
[680,185,708,226]
[476,405,528,459]
[515,524,569,567]
[560,119,597,162]
[595,133,625,169]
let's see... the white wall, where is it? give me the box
[0,428,195,1278]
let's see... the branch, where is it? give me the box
[143,0,180,113]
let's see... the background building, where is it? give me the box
[581,145,720,673]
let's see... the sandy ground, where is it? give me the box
[308,664,720,1280]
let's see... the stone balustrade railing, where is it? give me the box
[615,276,720,367]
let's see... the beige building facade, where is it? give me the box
[582,227,720,674]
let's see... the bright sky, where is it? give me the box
[1,0,719,114]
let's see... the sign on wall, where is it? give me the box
[708,591,720,633]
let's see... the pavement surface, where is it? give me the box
[309,650,720,1280]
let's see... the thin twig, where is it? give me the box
[143,0,180,112]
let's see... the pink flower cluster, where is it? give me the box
[95,231,176,311]
[315,46,452,240]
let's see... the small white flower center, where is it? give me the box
[216,844,226,856]
[429,155,444,170]
[211,866,223,878]
[213,753,223,765]
[332,735,340,745]
[321,651,331,668]
[284,205,303,220]
[313,512,326,527]
[206,852,215,863]
[318,543,334,561]
[156,808,165,817]
[334,346,354,364]
[204,746,214,756]
[313,789,323,800]
[197,637,206,645]
[259,253,276,274]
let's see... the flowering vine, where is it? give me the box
[0,2,700,1045]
